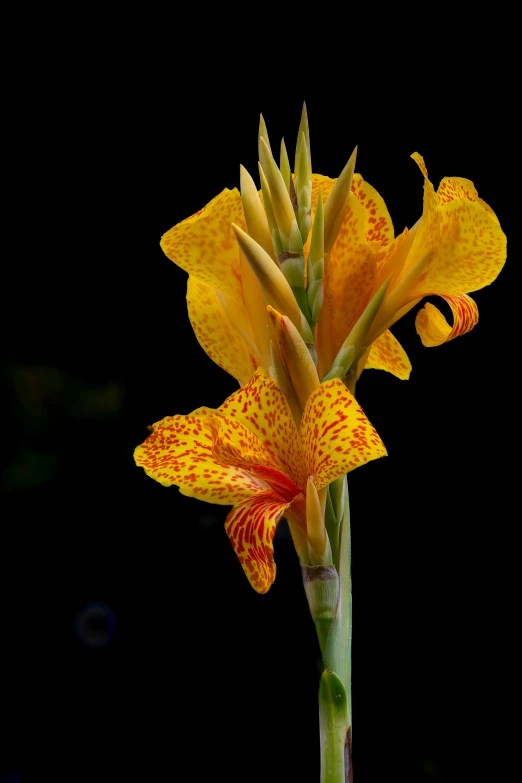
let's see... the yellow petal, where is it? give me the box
[415,294,478,347]
[300,379,387,489]
[410,196,507,298]
[315,194,377,378]
[312,173,394,248]
[225,491,293,593]
[160,188,246,301]
[134,410,267,503]
[404,155,506,300]
[351,173,394,247]
[218,369,308,489]
[187,276,261,386]
[311,173,336,210]
[477,198,500,224]
[437,176,478,205]
[365,330,412,379]
[396,153,440,287]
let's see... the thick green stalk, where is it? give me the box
[319,671,350,783]
[304,475,352,782]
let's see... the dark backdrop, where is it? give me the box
[2,63,518,783]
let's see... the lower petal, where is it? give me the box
[415,294,478,347]
[217,369,307,489]
[300,379,387,489]
[187,276,260,386]
[134,410,266,503]
[225,491,295,593]
[365,330,412,380]
[316,195,377,377]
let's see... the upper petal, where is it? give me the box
[300,379,387,489]
[187,276,261,386]
[311,173,336,209]
[415,294,479,347]
[437,176,478,204]
[365,330,412,379]
[315,195,377,377]
[403,155,506,300]
[409,196,507,298]
[351,173,394,246]
[225,491,295,593]
[160,188,247,301]
[218,369,307,489]
[134,409,267,504]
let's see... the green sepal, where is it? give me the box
[309,188,324,267]
[259,163,278,234]
[313,257,324,281]
[280,255,304,288]
[307,279,324,325]
[280,138,291,193]
[288,219,304,254]
[294,102,312,176]
[321,345,355,382]
[296,134,312,242]
[292,285,311,320]
[328,477,346,525]
[340,276,391,354]
[324,487,340,572]
[258,114,271,168]
[323,147,357,255]
[271,228,284,258]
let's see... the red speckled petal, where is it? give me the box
[316,195,377,378]
[218,369,307,488]
[225,491,296,593]
[160,188,247,301]
[437,177,478,205]
[134,410,266,504]
[365,330,412,380]
[311,173,336,210]
[415,294,479,347]
[403,155,506,300]
[409,196,507,298]
[312,173,394,248]
[351,173,394,247]
[300,379,387,489]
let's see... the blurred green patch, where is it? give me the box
[4,364,126,491]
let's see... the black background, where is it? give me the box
[2,41,518,783]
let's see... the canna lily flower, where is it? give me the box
[160,189,276,387]
[134,368,386,593]
[314,153,507,381]
[159,112,506,389]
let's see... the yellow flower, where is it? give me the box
[160,190,272,386]
[314,155,507,380]
[134,369,386,593]
[160,153,506,386]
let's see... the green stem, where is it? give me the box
[319,671,350,783]
[304,475,352,782]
